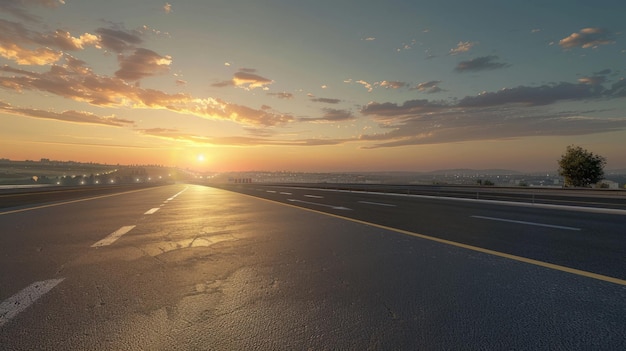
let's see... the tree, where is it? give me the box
[558,145,606,187]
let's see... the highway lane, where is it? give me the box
[1,184,625,349]
[216,184,626,281]
[0,185,182,302]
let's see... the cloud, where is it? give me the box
[0,18,100,65]
[449,41,476,55]
[268,92,294,99]
[455,56,509,72]
[357,80,626,148]
[233,71,273,89]
[0,60,293,127]
[0,100,134,127]
[348,79,408,92]
[396,39,416,52]
[559,28,614,49]
[115,48,172,81]
[362,78,623,143]
[0,0,64,22]
[360,111,626,149]
[0,43,61,65]
[139,127,348,147]
[163,3,172,14]
[39,30,100,51]
[578,76,606,86]
[311,97,341,104]
[355,80,373,92]
[457,82,597,107]
[379,81,407,89]
[411,80,444,94]
[300,108,355,123]
[95,27,143,53]
[361,99,448,119]
[0,19,63,65]
[213,69,273,90]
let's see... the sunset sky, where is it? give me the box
[1,0,625,172]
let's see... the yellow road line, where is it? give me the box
[234,190,626,286]
[0,187,159,215]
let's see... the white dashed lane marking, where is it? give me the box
[91,225,136,247]
[0,278,65,328]
[144,208,160,215]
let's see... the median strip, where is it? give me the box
[0,278,65,328]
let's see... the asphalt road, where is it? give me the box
[1,184,625,350]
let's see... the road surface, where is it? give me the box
[1,184,625,349]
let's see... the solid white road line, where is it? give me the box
[0,278,65,328]
[288,199,351,210]
[471,215,581,231]
[91,225,136,247]
[144,208,160,215]
[358,201,397,207]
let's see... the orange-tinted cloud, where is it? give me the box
[0,60,293,127]
[0,100,134,127]
[559,28,614,49]
[115,48,172,80]
[213,69,274,90]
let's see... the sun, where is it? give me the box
[197,154,205,162]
